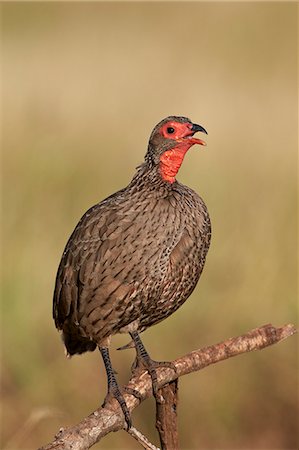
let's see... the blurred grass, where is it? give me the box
[1,2,298,449]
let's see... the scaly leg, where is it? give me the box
[99,346,131,428]
[129,331,176,396]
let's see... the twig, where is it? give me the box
[39,323,296,450]
[127,426,160,450]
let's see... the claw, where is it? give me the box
[102,384,132,428]
[117,340,135,351]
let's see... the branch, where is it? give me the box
[155,379,179,450]
[39,323,296,450]
[127,426,160,450]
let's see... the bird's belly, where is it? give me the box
[137,237,208,331]
[73,196,210,343]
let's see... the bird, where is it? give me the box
[53,116,211,427]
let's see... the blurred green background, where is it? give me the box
[2,2,297,449]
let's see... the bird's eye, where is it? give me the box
[167,127,175,134]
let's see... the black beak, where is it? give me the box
[191,123,208,135]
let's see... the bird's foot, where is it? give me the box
[129,331,177,396]
[132,356,176,396]
[99,346,132,428]
[102,382,132,429]
[123,386,143,402]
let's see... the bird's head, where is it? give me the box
[145,116,208,184]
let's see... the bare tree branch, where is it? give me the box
[127,426,160,450]
[39,323,296,450]
[155,379,179,450]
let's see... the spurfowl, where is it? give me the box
[53,116,211,426]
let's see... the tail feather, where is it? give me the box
[62,330,97,356]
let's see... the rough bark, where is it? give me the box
[155,379,179,450]
[39,323,296,450]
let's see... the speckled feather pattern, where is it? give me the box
[53,118,211,355]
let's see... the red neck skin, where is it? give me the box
[159,142,193,184]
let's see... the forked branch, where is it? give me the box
[39,323,296,450]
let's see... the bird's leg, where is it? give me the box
[129,331,176,396]
[99,346,132,428]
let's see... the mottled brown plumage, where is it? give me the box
[53,116,211,426]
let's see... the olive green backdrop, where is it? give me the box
[2,2,297,449]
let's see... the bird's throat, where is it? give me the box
[159,145,190,184]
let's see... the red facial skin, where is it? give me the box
[159,121,206,184]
